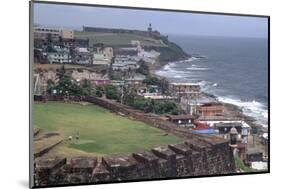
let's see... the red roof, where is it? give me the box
[193,122,210,130]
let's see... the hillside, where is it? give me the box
[74,31,168,47]
[74,30,191,65]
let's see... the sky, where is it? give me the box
[33,3,268,38]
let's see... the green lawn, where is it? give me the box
[34,102,181,156]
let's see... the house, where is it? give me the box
[170,82,200,98]
[261,132,268,145]
[213,121,250,143]
[198,102,224,117]
[34,26,61,41]
[137,49,160,64]
[137,87,149,95]
[246,148,263,162]
[192,122,216,134]
[214,122,243,134]
[92,53,110,66]
[73,47,92,64]
[61,29,74,39]
[137,85,162,96]
[46,46,72,64]
[110,80,125,90]
[34,26,74,40]
[71,69,109,82]
[185,96,217,115]
[197,115,241,126]
[34,48,48,63]
[112,56,139,71]
[165,114,195,127]
[125,74,146,86]
[114,47,138,56]
[103,47,114,59]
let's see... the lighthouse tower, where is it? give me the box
[147,23,152,36]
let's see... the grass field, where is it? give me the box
[74,31,168,47]
[34,102,181,157]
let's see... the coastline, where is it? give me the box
[150,58,268,134]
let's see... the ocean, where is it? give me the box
[155,35,269,127]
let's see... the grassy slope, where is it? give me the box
[74,31,167,47]
[34,102,181,156]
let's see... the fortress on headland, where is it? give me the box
[33,96,236,187]
[82,24,162,39]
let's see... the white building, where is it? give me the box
[137,49,160,64]
[92,53,110,66]
[73,47,92,64]
[47,46,71,64]
[34,26,74,39]
[112,56,139,71]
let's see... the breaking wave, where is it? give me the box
[156,56,268,128]
[186,67,209,71]
[217,96,268,127]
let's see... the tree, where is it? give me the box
[80,79,94,96]
[153,101,179,115]
[143,76,160,85]
[131,96,152,113]
[143,76,169,94]
[52,65,83,96]
[95,86,104,97]
[54,75,79,96]
[56,65,66,80]
[136,60,150,76]
[159,78,169,94]
[104,84,118,100]
[46,79,55,94]
[108,57,114,80]
[123,86,137,106]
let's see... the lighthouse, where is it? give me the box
[147,23,152,36]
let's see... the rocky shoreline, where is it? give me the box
[150,58,268,134]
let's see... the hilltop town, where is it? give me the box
[33,24,268,185]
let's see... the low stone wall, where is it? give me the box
[33,96,236,186]
[34,140,63,158]
[34,139,235,187]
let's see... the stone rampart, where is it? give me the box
[34,139,235,187]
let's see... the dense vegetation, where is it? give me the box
[46,65,178,115]
[104,84,119,100]
[136,60,150,76]
[47,65,95,96]
[143,76,170,94]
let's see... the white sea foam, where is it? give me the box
[186,67,208,71]
[186,57,202,62]
[157,58,268,128]
[217,96,268,127]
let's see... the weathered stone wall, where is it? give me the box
[33,96,236,187]
[34,139,235,187]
